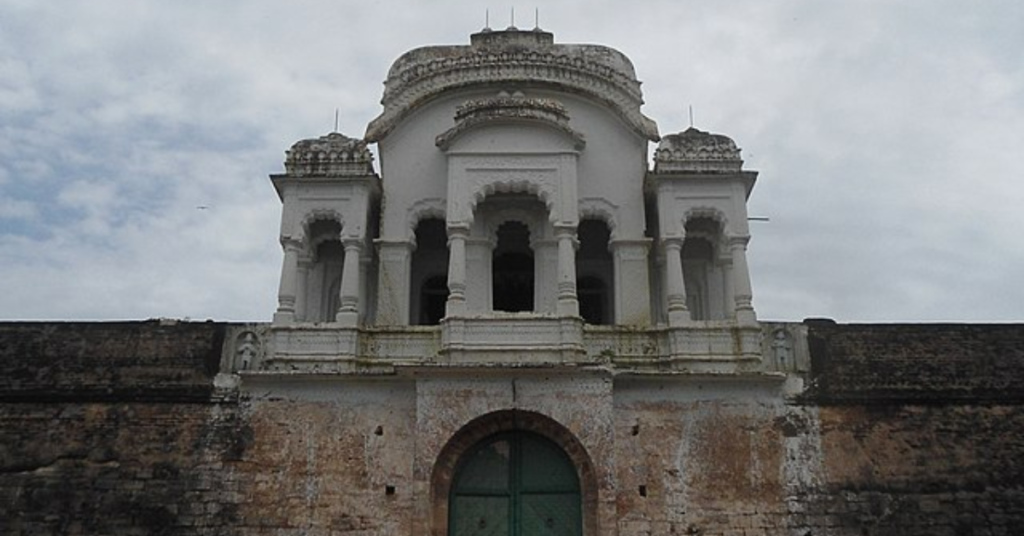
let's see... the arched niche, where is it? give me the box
[682,216,728,321]
[303,218,344,322]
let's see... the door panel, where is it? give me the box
[520,493,582,536]
[450,431,582,536]
[451,495,510,536]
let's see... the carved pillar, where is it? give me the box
[555,224,579,316]
[466,236,494,313]
[663,236,690,326]
[729,234,756,325]
[375,239,414,325]
[295,256,310,322]
[359,252,372,323]
[336,238,362,326]
[446,225,469,316]
[722,256,735,320]
[274,238,303,324]
[611,238,652,325]
[532,238,559,314]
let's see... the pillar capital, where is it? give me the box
[661,235,685,250]
[728,234,751,247]
[280,236,304,250]
[341,237,364,251]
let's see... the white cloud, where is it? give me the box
[0,0,1021,322]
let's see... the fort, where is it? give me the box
[2,27,1022,536]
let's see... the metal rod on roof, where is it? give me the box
[334,108,339,132]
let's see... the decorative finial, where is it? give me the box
[534,7,540,30]
[688,105,694,128]
[508,6,517,30]
[334,108,339,133]
[484,8,491,31]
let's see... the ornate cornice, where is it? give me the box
[436,94,585,150]
[365,29,659,142]
[284,132,375,177]
[654,127,743,173]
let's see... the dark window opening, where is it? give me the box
[577,276,606,325]
[492,221,534,312]
[420,275,448,325]
[411,218,449,325]
[682,236,714,321]
[576,219,614,324]
[315,240,344,322]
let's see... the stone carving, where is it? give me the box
[772,328,793,370]
[365,29,658,142]
[284,132,375,177]
[235,331,261,370]
[436,94,585,150]
[654,127,743,173]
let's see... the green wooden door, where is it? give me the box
[450,431,582,536]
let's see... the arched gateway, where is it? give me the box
[450,431,581,535]
[431,410,597,536]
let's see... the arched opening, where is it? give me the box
[431,410,599,536]
[449,431,582,536]
[492,221,534,312]
[682,217,726,321]
[304,219,344,322]
[576,219,614,324]
[411,218,449,325]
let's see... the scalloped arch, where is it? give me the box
[482,206,544,245]
[578,199,619,237]
[470,181,555,223]
[682,206,729,234]
[406,198,447,240]
[300,209,345,243]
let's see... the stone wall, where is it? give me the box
[1,320,1022,535]
[0,321,245,536]
[797,320,1024,536]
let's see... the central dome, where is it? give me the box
[364,28,659,142]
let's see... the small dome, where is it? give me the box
[654,127,743,173]
[284,132,374,177]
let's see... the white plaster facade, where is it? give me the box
[266,28,762,370]
[246,28,791,535]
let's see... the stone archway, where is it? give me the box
[430,410,599,536]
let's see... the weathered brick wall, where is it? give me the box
[613,382,803,535]
[803,320,1024,404]
[234,380,418,534]
[0,321,226,402]
[0,321,246,536]
[2,320,1023,535]
[801,320,1024,536]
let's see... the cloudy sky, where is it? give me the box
[1,1,1021,323]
